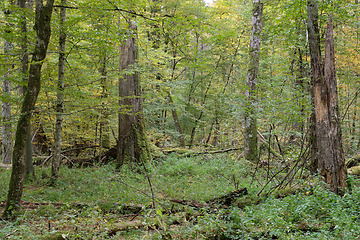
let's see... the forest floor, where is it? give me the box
[0,151,360,239]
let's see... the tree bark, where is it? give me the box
[117,20,151,167]
[314,17,347,194]
[2,1,15,164]
[307,2,347,194]
[2,41,13,164]
[3,0,55,220]
[52,0,66,182]
[307,0,322,173]
[18,0,36,180]
[244,0,263,163]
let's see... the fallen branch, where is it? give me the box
[258,130,282,160]
[0,163,11,170]
[108,220,146,237]
[0,200,146,214]
[170,199,209,209]
[182,148,240,157]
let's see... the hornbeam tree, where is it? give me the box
[2,1,14,164]
[52,0,67,183]
[244,0,263,163]
[3,0,55,219]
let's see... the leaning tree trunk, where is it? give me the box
[18,0,36,180]
[314,17,347,194]
[117,21,151,167]
[52,0,66,183]
[244,0,263,163]
[3,0,55,220]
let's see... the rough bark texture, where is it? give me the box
[117,21,151,167]
[244,0,263,163]
[307,0,321,173]
[307,3,347,194]
[18,0,31,96]
[17,0,36,179]
[315,17,347,194]
[52,0,66,182]
[3,0,55,220]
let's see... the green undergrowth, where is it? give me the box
[0,153,359,239]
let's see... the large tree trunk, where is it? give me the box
[244,0,263,163]
[18,0,36,180]
[307,0,322,173]
[307,1,347,194]
[3,0,55,220]
[117,21,151,167]
[52,0,66,182]
[314,17,347,194]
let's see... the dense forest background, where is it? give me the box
[1,0,360,239]
[1,0,359,160]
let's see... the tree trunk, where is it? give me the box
[3,0,55,220]
[18,0,36,180]
[314,17,347,194]
[2,1,15,164]
[117,21,151,167]
[25,125,35,180]
[244,0,263,163]
[307,0,322,173]
[2,40,12,164]
[52,0,66,182]
[166,91,185,147]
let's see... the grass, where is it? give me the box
[0,153,360,239]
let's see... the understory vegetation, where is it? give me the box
[1,152,360,239]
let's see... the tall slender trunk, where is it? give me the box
[117,20,151,167]
[169,50,185,147]
[166,91,185,147]
[98,51,109,161]
[2,1,14,164]
[2,40,12,164]
[17,0,35,180]
[244,0,263,163]
[52,0,66,182]
[3,0,55,220]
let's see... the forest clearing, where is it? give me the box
[1,0,360,239]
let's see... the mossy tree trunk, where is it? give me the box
[3,0,55,220]
[244,0,263,163]
[2,3,14,164]
[52,0,66,182]
[307,0,321,173]
[117,20,151,167]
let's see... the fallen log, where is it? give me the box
[170,187,248,209]
[182,148,240,157]
[348,166,360,175]
[208,187,248,205]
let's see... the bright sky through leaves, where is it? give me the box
[204,0,214,5]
